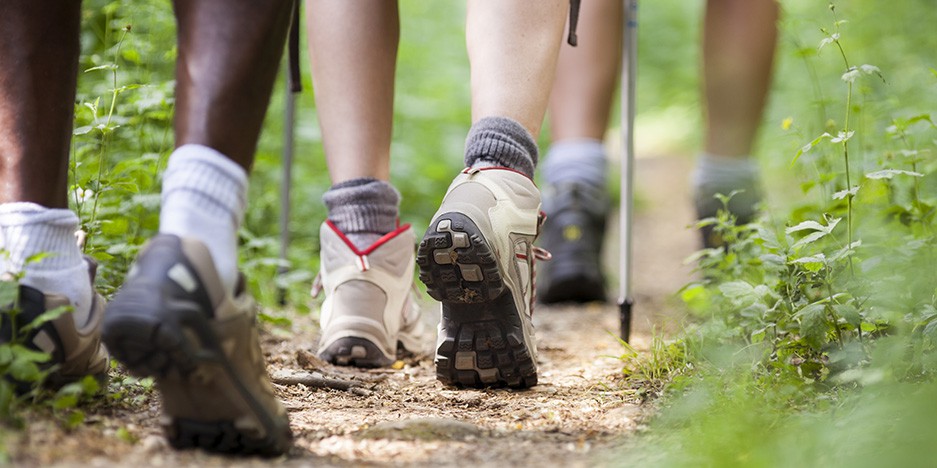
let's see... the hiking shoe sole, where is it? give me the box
[538,273,605,304]
[103,291,291,456]
[319,336,394,368]
[103,235,291,456]
[418,212,538,388]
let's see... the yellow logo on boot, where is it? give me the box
[562,225,582,242]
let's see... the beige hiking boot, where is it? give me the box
[417,167,548,388]
[314,221,424,367]
[102,234,292,456]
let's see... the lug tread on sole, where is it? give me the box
[319,336,394,368]
[102,289,291,457]
[418,213,537,388]
[417,213,504,303]
[434,296,537,389]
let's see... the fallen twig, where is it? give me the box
[272,371,373,396]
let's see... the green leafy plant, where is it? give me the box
[621,0,937,464]
[0,274,100,430]
[615,330,690,400]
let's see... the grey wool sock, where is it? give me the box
[323,178,400,250]
[464,116,538,178]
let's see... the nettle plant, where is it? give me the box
[684,3,937,385]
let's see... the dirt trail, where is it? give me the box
[9,154,697,467]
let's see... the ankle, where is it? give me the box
[159,145,247,295]
[464,117,538,178]
[0,203,92,324]
[323,178,400,250]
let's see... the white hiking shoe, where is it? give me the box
[417,167,547,388]
[314,221,424,367]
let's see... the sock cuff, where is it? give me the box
[162,145,249,227]
[694,152,759,181]
[542,139,608,186]
[0,203,80,228]
[464,117,538,178]
[169,144,249,182]
[0,203,82,273]
[547,138,605,156]
[323,178,400,235]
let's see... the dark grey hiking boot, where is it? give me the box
[694,180,762,248]
[0,258,109,391]
[102,235,292,456]
[417,167,547,389]
[537,181,609,304]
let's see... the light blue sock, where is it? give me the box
[542,139,607,188]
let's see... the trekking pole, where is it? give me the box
[277,72,296,306]
[277,0,303,306]
[619,0,638,342]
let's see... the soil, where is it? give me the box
[6,154,698,467]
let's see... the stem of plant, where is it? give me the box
[834,38,856,276]
[87,29,129,252]
[825,277,845,349]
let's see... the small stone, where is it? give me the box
[354,417,486,441]
[140,435,167,454]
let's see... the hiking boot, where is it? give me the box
[694,181,762,248]
[102,235,292,456]
[0,258,109,391]
[314,221,424,368]
[537,181,608,304]
[417,167,546,389]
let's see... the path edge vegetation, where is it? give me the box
[614,2,937,465]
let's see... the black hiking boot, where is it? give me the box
[537,180,608,304]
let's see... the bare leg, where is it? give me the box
[304,1,413,369]
[467,0,568,139]
[172,0,294,170]
[0,1,82,208]
[549,0,622,142]
[416,0,566,389]
[306,0,399,184]
[702,0,779,158]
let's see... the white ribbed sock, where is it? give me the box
[159,144,247,294]
[0,203,92,326]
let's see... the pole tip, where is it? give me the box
[619,297,634,342]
